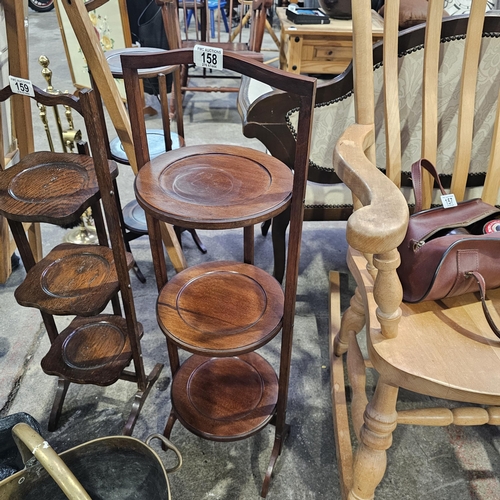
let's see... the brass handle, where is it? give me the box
[145,433,183,473]
[12,423,91,500]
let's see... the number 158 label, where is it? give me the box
[193,45,223,70]
[9,76,35,97]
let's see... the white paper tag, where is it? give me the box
[193,45,223,71]
[9,75,35,97]
[441,193,458,209]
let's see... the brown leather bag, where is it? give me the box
[397,159,500,335]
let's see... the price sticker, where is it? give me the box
[9,75,35,97]
[441,193,458,209]
[193,45,223,71]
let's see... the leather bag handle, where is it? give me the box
[466,271,500,339]
[411,159,447,213]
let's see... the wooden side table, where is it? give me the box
[277,8,384,74]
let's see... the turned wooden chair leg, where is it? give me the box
[348,381,398,500]
[334,287,366,356]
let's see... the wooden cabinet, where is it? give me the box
[277,7,384,75]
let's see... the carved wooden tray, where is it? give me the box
[0,151,117,225]
[157,260,284,356]
[41,314,142,386]
[15,243,133,316]
[171,352,278,441]
[134,144,293,229]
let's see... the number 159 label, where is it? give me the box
[9,76,35,97]
[193,45,223,70]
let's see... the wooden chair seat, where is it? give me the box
[0,151,118,225]
[157,260,284,355]
[134,144,293,228]
[348,249,500,404]
[40,314,142,386]
[14,243,134,317]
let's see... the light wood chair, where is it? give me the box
[330,0,500,498]
[157,0,272,93]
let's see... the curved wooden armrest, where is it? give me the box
[334,124,409,254]
[238,76,278,119]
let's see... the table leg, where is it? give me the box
[287,34,302,74]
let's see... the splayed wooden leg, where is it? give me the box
[48,377,70,432]
[123,363,163,436]
[163,409,178,440]
[261,423,290,498]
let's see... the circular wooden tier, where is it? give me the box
[134,144,294,229]
[0,151,117,225]
[110,130,184,166]
[122,198,148,233]
[171,352,278,441]
[157,261,284,356]
[14,243,134,317]
[41,315,142,386]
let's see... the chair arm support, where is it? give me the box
[238,80,299,169]
[334,124,409,255]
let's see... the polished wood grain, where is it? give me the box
[331,1,500,498]
[41,315,141,386]
[171,352,278,441]
[14,243,133,317]
[0,151,117,225]
[135,144,293,229]
[157,261,284,355]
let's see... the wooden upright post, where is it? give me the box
[0,0,43,283]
